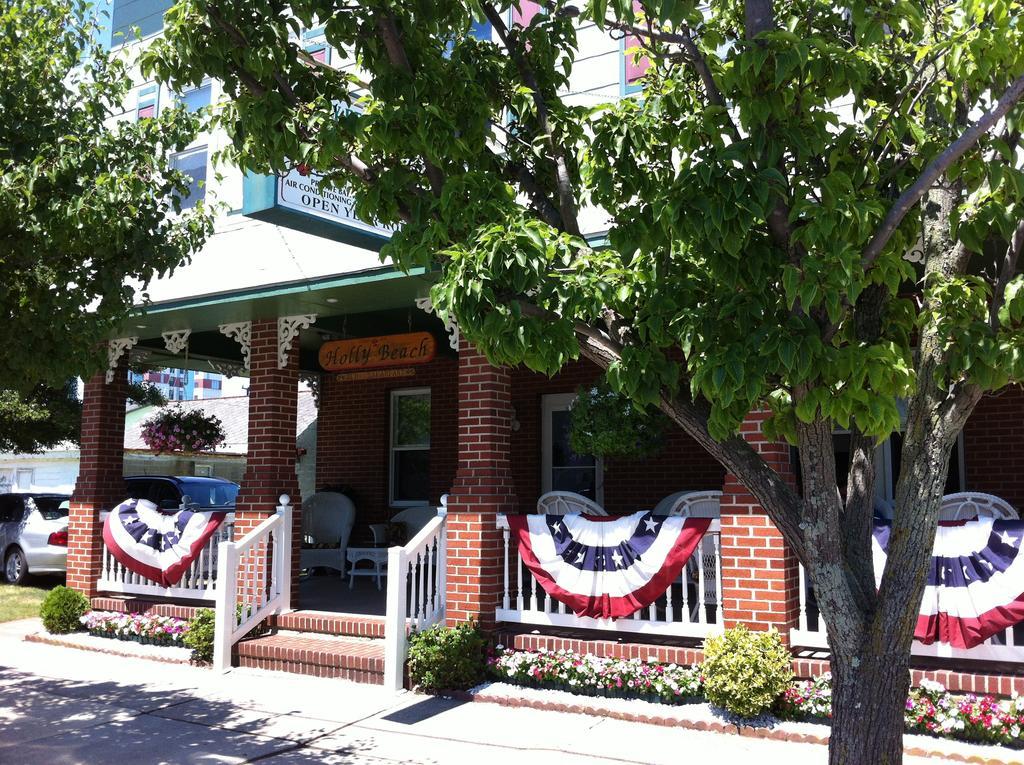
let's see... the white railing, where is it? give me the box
[495,515,723,639]
[384,508,448,690]
[792,563,1024,663]
[97,511,235,601]
[213,495,293,672]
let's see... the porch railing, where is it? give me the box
[384,508,448,690]
[213,495,293,672]
[792,563,1024,663]
[495,515,723,639]
[97,511,235,601]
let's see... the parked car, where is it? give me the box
[123,475,240,512]
[0,493,71,584]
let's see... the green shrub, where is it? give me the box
[701,625,793,718]
[183,608,215,664]
[407,622,487,692]
[39,586,89,634]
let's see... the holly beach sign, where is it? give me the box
[319,332,436,372]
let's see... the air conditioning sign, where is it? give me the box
[276,169,394,239]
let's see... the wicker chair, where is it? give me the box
[939,492,1019,521]
[300,492,356,577]
[655,490,722,619]
[536,491,608,516]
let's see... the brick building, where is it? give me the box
[59,1,1024,692]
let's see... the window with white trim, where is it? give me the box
[169,146,208,210]
[541,393,604,505]
[15,469,33,491]
[389,388,431,506]
[177,82,212,113]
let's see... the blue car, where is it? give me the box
[123,475,240,512]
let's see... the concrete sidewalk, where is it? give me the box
[0,618,930,765]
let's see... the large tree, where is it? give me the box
[0,0,212,395]
[147,1,1024,761]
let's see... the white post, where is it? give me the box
[383,545,408,691]
[213,538,238,673]
[798,563,809,632]
[278,495,293,612]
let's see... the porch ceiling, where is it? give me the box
[125,267,449,374]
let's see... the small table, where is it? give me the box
[346,547,388,590]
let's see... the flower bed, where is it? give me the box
[779,674,1024,748]
[79,611,189,646]
[491,647,1024,748]
[488,647,702,704]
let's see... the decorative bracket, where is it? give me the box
[218,321,252,370]
[415,296,459,351]
[161,329,191,354]
[208,360,244,379]
[106,337,139,383]
[278,314,317,369]
[300,371,321,408]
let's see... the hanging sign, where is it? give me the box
[276,169,395,238]
[241,167,394,249]
[319,331,436,372]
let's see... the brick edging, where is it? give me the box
[24,632,194,666]
[467,690,1022,765]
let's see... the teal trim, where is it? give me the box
[620,38,644,96]
[241,172,277,215]
[139,265,428,314]
[302,25,325,39]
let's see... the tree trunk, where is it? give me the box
[828,646,910,765]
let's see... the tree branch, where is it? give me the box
[374,13,446,197]
[484,4,581,236]
[989,218,1024,329]
[862,72,1024,269]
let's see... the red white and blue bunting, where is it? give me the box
[873,518,1024,649]
[507,511,712,619]
[103,498,227,588]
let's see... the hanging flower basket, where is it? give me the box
[140,407,226,454]
[569,381,668,459]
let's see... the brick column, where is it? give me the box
[719,410,800,642]
[445,339,516,629]
[68,364,129,597]
[233,319,302,604]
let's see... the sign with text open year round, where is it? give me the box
[319,332,437,373]
[277,169,394,239]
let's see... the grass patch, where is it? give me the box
[0,580,62,623]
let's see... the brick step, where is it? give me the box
[267,611,386,639]
[234,630,385,684]
[90,596,204,621]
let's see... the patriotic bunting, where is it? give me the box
[507,512,712,619]
[103,498,227,588]
[873,518,1024,649]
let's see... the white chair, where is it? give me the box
[536,491,608,516]
[300,492,356,577]
[391,506,438,539]
[660,490,722,519]
[655,490,722,618]
[940,492,1019,521]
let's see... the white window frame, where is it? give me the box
[834,429,966,505]
[169,145,209,210]
[541,393,604,506]
[15,469,33,492]
[389,387,431,508]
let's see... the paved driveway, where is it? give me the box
[0,619,934,765]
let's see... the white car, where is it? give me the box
[0,493,70,584]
